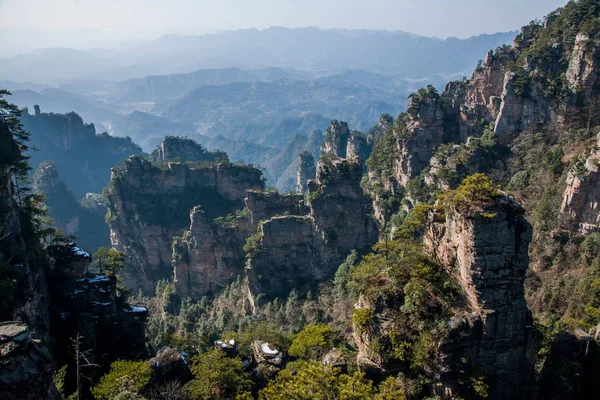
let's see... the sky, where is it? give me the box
[0,0,567,41]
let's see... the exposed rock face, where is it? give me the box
[566,33,600,101]
[172,207,247,300]
[48,245,148,378]
[247,156,377,300]
[296,152,316,193]
[561,134,600,235]
[321,120,350,158]
[246,216,330,299]
[149,136,227,164]
[47,242,90,277]
[20,108,141,198]
[321,120,369,163]
[245,190,308,227]
[148,347,192,384]
[0,321,55,400]
[425,196,539,399]
[393,90,453,187]
[105,156,264,294]
[538,331,600,400]
[33,163,110,250]
[0,120,59,400]
[310,158,377,255]
[367,114,394,144]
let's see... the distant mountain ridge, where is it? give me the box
[0,27,516,83]
[110,67,314,103]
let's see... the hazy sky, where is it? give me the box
[1,0,566,39]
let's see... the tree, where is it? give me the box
[71,333,100,400]
[187,348,252,400]
[92,360,152,400]
[93,247,126,277]
[288,324,337,361]
[258,361,374,400]
[438,173,501,216]
[0,90,32,207]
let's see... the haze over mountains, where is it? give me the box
[3,27,516,190]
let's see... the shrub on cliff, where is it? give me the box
[92,360,152,400]
[350,239,460,372]
[438,173,501,217]
[288,324,337,361]
[187,348,252,400]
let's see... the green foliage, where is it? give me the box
[507,171,529,191]
[334,251,360,299]
[188,348,252,400]
[352,308,374,335]
[258,361,375,400]
[243,229,263,259]
[350,239,460,372]
[92,247,126,277]
[288,324,337,360]
[92,360,152,400]
[53,365,68,399]
[234,321,293,359]
[438,173,501,216]
[395,203,433,240]
[546,147,564,174]
[480,123,498,149]
[0,263,19,319]
[514,0,600,98]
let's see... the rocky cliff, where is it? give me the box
[171,206,247,300]
[321,120,370,165]
[561,133,600,234]
[425,195,539,399]
[365,2,600,232]
[33,162,109,251]
[20,107,141,198]
[296,151,316,193]
[149,136,228,164]
[0,120,58,400]
[247,155,377,300]
[105,156,264,294]
[48,242,148,389]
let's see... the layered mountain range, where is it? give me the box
[1,1,600,399]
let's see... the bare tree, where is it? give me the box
[71,332,100,400]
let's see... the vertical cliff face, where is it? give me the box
[105,156,264,294]
[321,120,350,158]
[296,152,316,194]
[393,89,452,186]
[425,195,539,399]
[561,133,600,234]
[246,216,331,300]
[149,136,228,164]
[171,207,247,300]
[247,155,377,301]
[0,121,58,400]
[309,157,377,255]
[321,120,370,165]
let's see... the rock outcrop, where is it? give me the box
[105,156,264,294]
[247,156,377,300]
[0,120,59,400]
[48,243,148,385]
[538,330,600,400]
[425,195,540,399]
[296,151,316,193]
[149,136,228,164]
[321,120,370,164]
[171,207,247,300]
[561,133,600,235]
